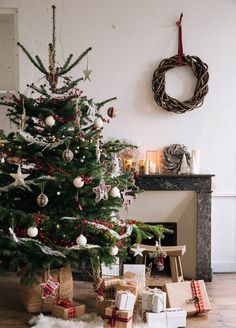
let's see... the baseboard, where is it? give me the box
[212,262,236,273]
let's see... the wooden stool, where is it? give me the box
[132,244,186,283]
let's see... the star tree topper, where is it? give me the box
[93,178,111,203]
[40,275,60,299]
[10,165,30,187]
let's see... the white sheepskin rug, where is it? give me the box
[29,312,147,328]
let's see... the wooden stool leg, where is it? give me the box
[169,256,178,282]
[169,256,184,282]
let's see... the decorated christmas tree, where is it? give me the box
[0,6,169,288]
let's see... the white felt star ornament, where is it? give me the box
[83,67,93,81]
[10,165,30,187]
[131,244,145,257]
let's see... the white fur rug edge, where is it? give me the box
[29,312,148,328]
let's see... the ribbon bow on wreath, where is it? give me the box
[152,13,209,114]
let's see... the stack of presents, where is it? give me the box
[51,251,211,327]
[97,259,211,328]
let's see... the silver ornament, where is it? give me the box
[37,193,49,207]
[62,148,74,162]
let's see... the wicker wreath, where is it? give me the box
[152,55,209,114]
[162,144,191,174]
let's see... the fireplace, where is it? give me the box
[135,174,214,281]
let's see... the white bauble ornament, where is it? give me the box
[73,176,84,188]
[76,234,87,246]
[62,148,74,162]
[94,117,103,129]
[37,193,49,207]
[109,246,119,256]
[110,186,121,198]
[27,226,38,238]
[45,115,55,127]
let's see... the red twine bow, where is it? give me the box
[176,13,184,65]
[56,299,77,318]
[190,280,205,314]
[105,308,133,328]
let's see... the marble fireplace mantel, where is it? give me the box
[136,174,214,281]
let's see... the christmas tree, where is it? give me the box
[0,6,170,286]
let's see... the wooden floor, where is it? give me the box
[0,273,236,327]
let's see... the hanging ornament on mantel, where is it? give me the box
[152,13,209,114]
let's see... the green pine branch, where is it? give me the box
[58,47,92,75]
[17,42,48,75]
[61,54,73,71]
[96,97,117,109]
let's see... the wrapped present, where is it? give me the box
[52,299,86,320]
[142,287,166,313]
[115,291,136,311]
[116,280,138,297]
[96,299,115,318]
[105,306,133,328]
[123,265,146,294]
[145,307,187,328]
[165,280,211,316]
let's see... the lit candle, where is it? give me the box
[145,160,149,175]
[139,159,145,175]
[149,161,156,174]
[123,158,133,171]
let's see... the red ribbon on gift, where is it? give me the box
[56,299,76,318]
[190,280,205,314]
[105,308,133,328]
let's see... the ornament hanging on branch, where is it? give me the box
[73,176,84,188]
[10,165,30,187]
[83,54,92,82]
[40,274,60,299]
[62,148,74,162]
[27,226,38,238]
[45,115,55,127]
[95,138,101,163]
[152,13,209,114]
[121,189,134,208]
[76,234,87,246]
[93,178,111,203]
[109,245,119,256]
[94,117,103,129]
[19,98,27,131]
[131,244,145,257]
[110,185,121,198]
[37,184,49,207]
[107,106,117,118]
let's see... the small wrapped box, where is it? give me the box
[123,265,146,294]
[115,291,136,311]
[116,280,138,298]
[105,306,133,328]
[142,287,166,313]
[145,308,187,328]
[165,280,211,316]
[52,299,86,320]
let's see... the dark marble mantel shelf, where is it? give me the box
[136,173,215,281]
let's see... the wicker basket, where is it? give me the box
[20,265,73,313]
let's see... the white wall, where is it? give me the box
[0,0,236,272]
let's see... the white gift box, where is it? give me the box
[123,264,146,294]
[145,308,187,328]
[142,288,166,313]
[115,291,136,311]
